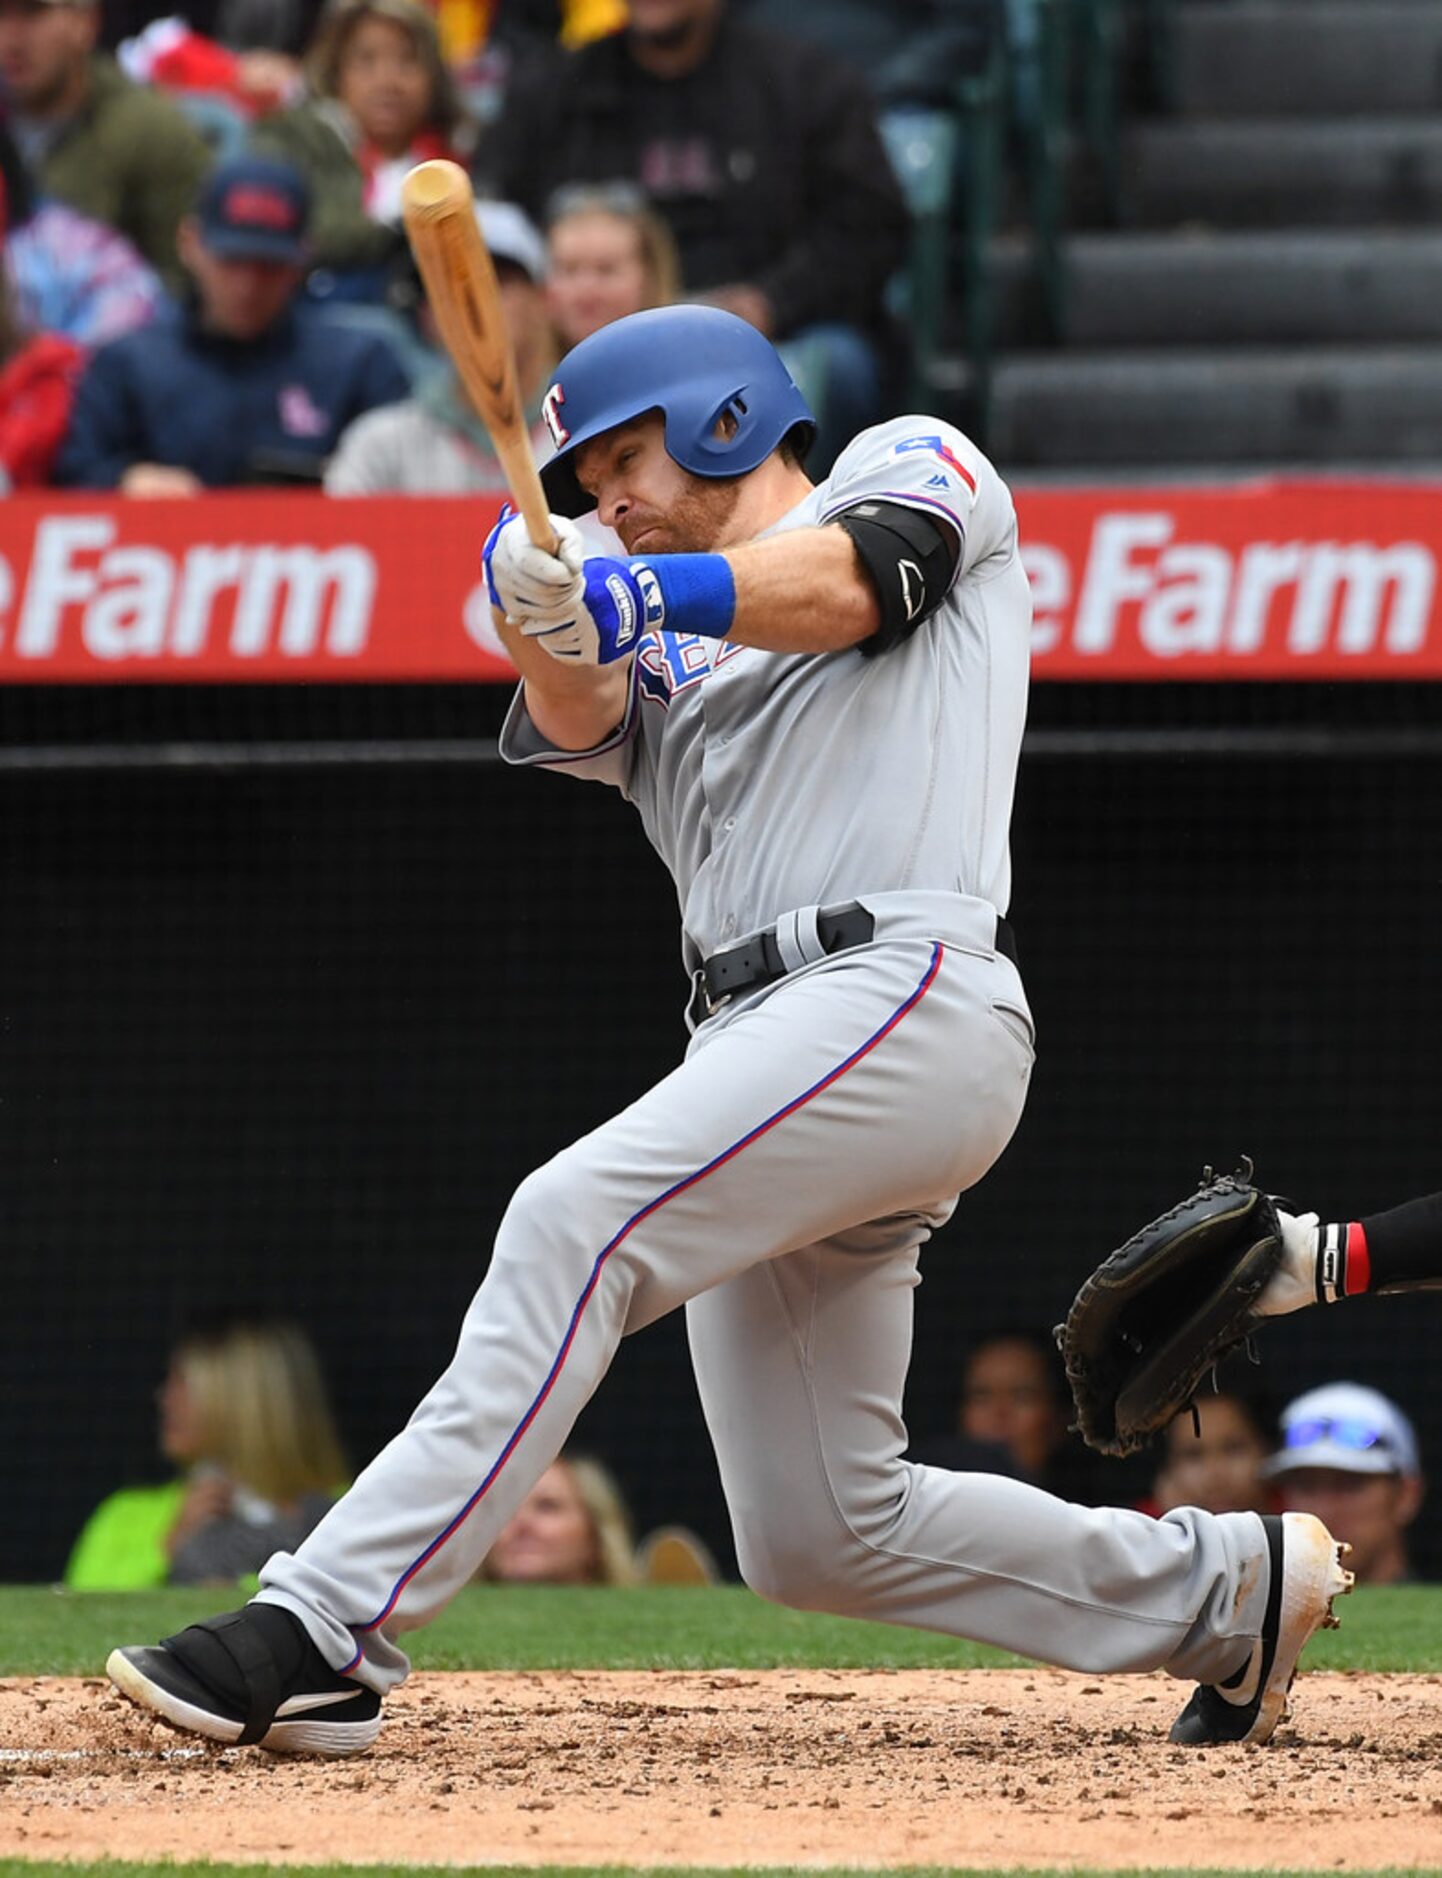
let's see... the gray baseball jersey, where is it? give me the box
[257,417,1279,1701]
[501,416,1031,971]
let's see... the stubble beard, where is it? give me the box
[623,473,743,556]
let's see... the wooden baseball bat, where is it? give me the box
[400,159,557,552]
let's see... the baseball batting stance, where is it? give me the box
[108,306,1351,1757]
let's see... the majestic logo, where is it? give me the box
[541,383,569,449]
[898,559,924,622]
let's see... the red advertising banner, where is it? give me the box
[0,492,513,683]
[2,478,1441,681]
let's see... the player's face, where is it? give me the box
[0,0,95,113]
[484,1462,600,1585]
[1152,1397,1270,1517]
[335,14,432,156]
[574,413,744,555]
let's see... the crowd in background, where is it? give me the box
[0,0,1022,496]
[64,1314,1430,1594]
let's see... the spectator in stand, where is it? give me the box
[480,1452,641,1586]
[544,180,679,355]
[480,1449,721,1586]
[1264,1382,1427,1586]
[914,1328,1118,1505]
[56,152,408,491]
[0,113,164,346]
[1148,1384,1278,1520]
[0,248,80,487]
[250,0,470,295]
[477,0,909,468]
[65,1316,349,1591]
[325,195,550,492]
[0,0,210,283]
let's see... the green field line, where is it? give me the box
[0,1580,1437,1677]
[2,1582,1440,1679]
[3,1865,1440,1878]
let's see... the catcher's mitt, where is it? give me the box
[1055,1160,1283,1457]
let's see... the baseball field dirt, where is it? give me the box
[2,1668,1439,1869]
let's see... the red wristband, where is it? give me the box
[1344,1221,1371,1295]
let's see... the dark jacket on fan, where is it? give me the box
[55,297,409,488]
[477,14,909,340]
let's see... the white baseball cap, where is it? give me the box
[1264,1381,1421,1480]
[475,200,547,285]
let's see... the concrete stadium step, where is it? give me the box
[990,231,1442,347]
[988,348,1442,467]
[1171,2,1442,117]
[1122,118,1442,228]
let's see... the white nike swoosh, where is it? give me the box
[275,1687,368,1717]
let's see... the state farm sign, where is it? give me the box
[9,516,376,661]
[1017,479,1442,676]
[0,494,512,681]
[1,480,1440,681]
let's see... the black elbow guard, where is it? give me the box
[833,500,961,657]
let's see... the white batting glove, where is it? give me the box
[482,505,586,624]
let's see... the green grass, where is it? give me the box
[2,1581,1440,1678]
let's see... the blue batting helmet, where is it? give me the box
[538,304,816,517]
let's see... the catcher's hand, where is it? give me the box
[1055,1159,1283,1458]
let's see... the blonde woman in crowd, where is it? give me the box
[480,1452,641,1586]
[66,1318,348,1590]
[544,182,681,354]
[481,1448,721,1587]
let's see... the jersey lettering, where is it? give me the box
[636,632,741,705]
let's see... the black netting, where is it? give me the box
[5,681,1441,1583]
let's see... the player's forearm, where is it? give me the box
[721,527,879,654]
[495,609,631,751]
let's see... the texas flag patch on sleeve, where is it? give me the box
[890,433,977,496]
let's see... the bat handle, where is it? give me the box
[517,491,560,558]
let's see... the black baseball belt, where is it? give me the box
[691,900,1018,1022]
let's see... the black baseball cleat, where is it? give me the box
[1170,1511,1353,1746]
[107,1603,382,1757]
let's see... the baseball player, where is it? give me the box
[107,305,1351,1758]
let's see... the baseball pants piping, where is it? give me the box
[257,937,1268,1693]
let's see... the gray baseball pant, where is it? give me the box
[257,902,1267,1694]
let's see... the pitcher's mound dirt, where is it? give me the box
[3,1668,1440,1869]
